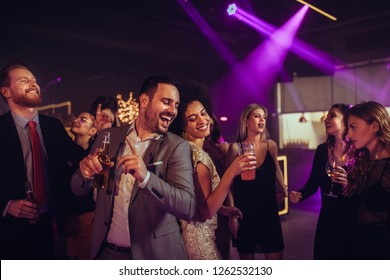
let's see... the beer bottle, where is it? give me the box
[24,181,40,224]
[93,132,111,189]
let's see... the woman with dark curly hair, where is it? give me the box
[169,80,253,259]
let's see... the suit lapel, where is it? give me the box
[3,112,26,181]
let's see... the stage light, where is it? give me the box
[220,116,228,122]
[227,3,237,16]
[179,0,236,66]
[227,2,336,75]
[41,76,62,91]
[296,0,337,21]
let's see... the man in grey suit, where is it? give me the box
[71,75,195,259]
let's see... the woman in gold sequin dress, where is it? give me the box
[170,81,255,259]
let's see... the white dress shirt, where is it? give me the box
[107,125,161,247]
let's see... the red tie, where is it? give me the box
[28,121,47,206]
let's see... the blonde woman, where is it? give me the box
[227,103,286,260]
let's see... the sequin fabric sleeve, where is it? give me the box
[180,141,221,260]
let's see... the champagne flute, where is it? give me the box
[324,159,338,198]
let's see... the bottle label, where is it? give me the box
[93,132,111,189]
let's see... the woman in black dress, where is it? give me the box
[345,101,390,259]
[227,103,286,260]
[289,103,356,259]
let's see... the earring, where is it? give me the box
[182,132,188,140]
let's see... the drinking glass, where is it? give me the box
[324,159,338,197]
[239,142,256,181]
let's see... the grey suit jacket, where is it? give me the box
[71,125,195,259]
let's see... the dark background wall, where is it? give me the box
[2,1,389,112]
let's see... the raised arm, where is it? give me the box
[195,144,254,221]
[290,144,326,203]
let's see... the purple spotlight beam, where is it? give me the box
[212,4,309,122]
[178,0,237,66]
[228,3,338,75]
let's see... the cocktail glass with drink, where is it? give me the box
[239,142,256,181]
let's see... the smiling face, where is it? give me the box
[246,108,267,135]
[142,83,180,134]
[324,107,345,137]
[2,68,41,108]
[70,112,96,137]
[347,115,379,152]
[184,100,210,141]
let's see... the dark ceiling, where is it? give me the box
[2,0,390,114]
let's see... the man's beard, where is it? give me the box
[144,104,171,135]
[12,91,41,107]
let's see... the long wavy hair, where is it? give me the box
[346,101,390,152]
[344,101,390,194]
[236,103,269,142]
[325,103,350,147]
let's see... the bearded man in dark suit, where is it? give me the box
[0,62,86,259]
